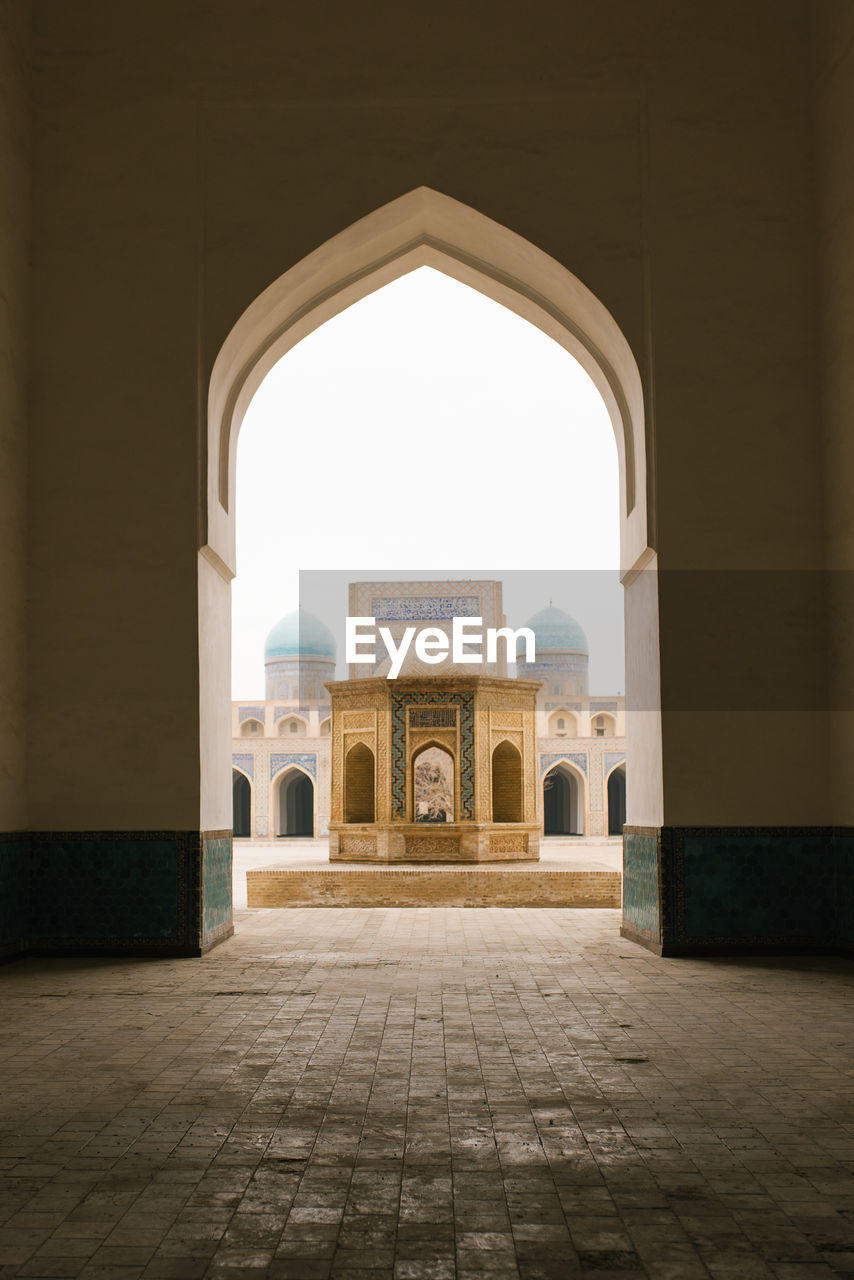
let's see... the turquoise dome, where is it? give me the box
[264,608,336,661]
[525,605,588,653]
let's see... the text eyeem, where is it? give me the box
[346,617,536,679]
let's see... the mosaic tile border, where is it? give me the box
[622,825,854,957]
[391,690,475,821]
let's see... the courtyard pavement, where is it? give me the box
[2,907,854,1276]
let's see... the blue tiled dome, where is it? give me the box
[264,608,336,661]
[525,605,588,653]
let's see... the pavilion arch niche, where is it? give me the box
[199,186,663,839]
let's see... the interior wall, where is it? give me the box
[0,0,29,833]
[25,0,827,832]
[815,0,854,829]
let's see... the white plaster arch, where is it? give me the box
[592,712,618,736]
[270,763,316,838]
[205,186,649,576]
[199,187,663,836]
[605,758,627,783]
[542,758,588,836]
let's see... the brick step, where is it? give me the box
[246,865,622,908]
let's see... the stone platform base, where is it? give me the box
[246,862,621,908]
[329,822,541,863]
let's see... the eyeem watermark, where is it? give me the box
[346,617,536,679]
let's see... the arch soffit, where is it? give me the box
[605,759,627,783]
[272,762,315,790]
[544,758,588,793]
[491,737,522,758]
[411,738,456,765]
[207,187,649,576]
[232,764,252,787]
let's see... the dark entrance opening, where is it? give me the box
[232,769,251,838]
[543,764,580,835]
[607,766,627,836]
[277,770,314,837]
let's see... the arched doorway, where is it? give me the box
[492,741,523,822]
[276,769,314,837]
[345,743,375,823]
[412,745,454,823]
[232,769,251,838]
[201,186,659,941]
[607,765,627,836]
[543,763,584,835]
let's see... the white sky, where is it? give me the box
[232,267,623,699]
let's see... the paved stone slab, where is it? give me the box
[1,907,853,1277]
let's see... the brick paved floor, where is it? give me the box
[1,907,853,1279]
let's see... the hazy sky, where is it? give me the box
[232,267,623,698]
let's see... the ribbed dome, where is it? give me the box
[525,605,588,654]
[264,608,336,661]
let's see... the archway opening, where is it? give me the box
[203,187,660,942]
[232,769,251,839]
[413,745,455,823]
[345,743,375,823]
[543,763,583,836]
[492,741,523,822]
[608,765,627,836]
[277,769,314,837]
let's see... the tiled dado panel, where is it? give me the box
[0,834,30,957]
[621,827,661,949]
[836,829,854,947]
[0,830,233,959]
[622,826,853,955]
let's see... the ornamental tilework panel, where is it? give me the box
[540,752,587,776]
[202,834,232,941]
[270,753,318,780]
[0,834,29,955]
[238,705,266,723]
[28,833,187,943]
[622,828,659,942]
[681,830,835,943]
[392,690,474,821]
[371,595,480,621]
[604,752,626,776]
[232,753,255,780]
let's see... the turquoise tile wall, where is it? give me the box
[29,833,185,943]
[203,834,233,942]
[681,831,835,943]
[0,830,232,956]
[622,828,659,942]
[835,829,854,947]
[0,834,30,956]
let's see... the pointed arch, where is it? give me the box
[205,186,649,575]
[273,765,315,837]
[542,759,587,836]
[492,740,523,823]
[199,186,663,842]
[344,742,375,824]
